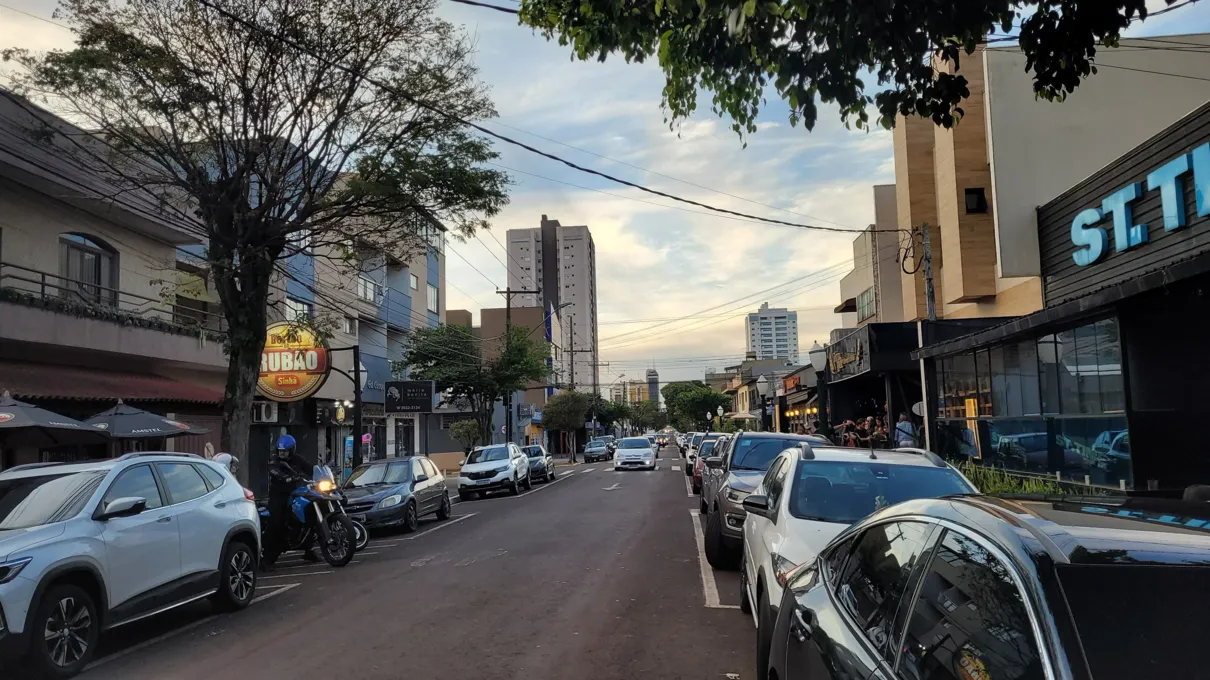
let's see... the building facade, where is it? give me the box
[917,100,1210,494]
[646,369,660,409]
[745,302,800,362]
[481,305,564,447]
[507,215,599,394]
[836,185,904,327]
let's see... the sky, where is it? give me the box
[2,0,1208,388]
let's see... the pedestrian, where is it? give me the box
[794,424,808,435]
[895,412,918,448]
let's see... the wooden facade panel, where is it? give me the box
[1038,101,1210,306]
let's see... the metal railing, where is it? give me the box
[0,261,227,336]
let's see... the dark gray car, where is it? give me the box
[700,432,825,570]
[342,457,450,533]
[523,445,556,482]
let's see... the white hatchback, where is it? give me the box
[0,453,261,678]
[613,437,656,470]
[740,445,976,674]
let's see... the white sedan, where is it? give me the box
[613,437,657,470]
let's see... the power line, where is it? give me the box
[446,0,518,13]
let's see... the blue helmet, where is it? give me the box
[276,434,297,453]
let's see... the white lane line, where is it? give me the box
[403,512,477,540]
[582,468,596,473]
[688,510,740,610]
[368,542,398,548]
[83,582,304,672]
[260,562,361,579]
[684,474,694,497]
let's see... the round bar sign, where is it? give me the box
[257,322,331,402]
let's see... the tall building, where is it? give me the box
[507,215,598,394]
[836,185,904,328]
[646,368,660,409]
[745,302,799,362]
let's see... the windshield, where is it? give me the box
[620,438,650,449]
[523,446,544,457]
[691,433,704,448]
[731,437,810,471]
[587,441,606,450]
[344,462,410,488]
[699,441,716,456]
[601,436,615,443]
[789,460,973,524]
[0,471,105,530]
[468,446,510,464]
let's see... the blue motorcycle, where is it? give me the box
[259,465,357,567]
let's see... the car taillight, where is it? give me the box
[243,487,255,501]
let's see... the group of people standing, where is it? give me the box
[795,412,919,449]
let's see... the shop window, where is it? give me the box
[1038,334,1062,415]
[1096,319,1125,413]
[975,349,993,416]
[59,233,118,306]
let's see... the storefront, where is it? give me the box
[777,366,817,432]
[916,100,1210,494]
[822,322,920,427]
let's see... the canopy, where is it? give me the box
[0,391,111,448]
[85,400,210,439]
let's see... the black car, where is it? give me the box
[342,457,451,533]
[523,444,556,482]
[766,494,1210,680]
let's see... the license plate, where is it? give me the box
[477,478,493,485]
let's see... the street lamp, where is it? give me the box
[808,341,828,373]
[716,405,724,417]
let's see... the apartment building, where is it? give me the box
[481,305,564,447]
[609,379,651,405]
[646,368,660,409]
[836,185,905,327]
[745,302,800,362]
[897,35,1210,322]
[506,215,599,394]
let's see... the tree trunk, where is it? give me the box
[221,333,262,486]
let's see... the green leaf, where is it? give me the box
[743,0,756,17]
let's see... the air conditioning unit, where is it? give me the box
[251,402,279,424]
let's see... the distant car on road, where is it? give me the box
[0,453,260,678]
[741,445,975,674]
[767,494,1210,680]
[523,445,556,483]
[343,457,451,533]
[692,437,726,496]
[613,437,657,471]
[599,435,617,453]
[457,443,531,500]
[584,439,611,463]
[686,432,723,477]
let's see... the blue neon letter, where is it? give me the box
[1071,208,1108,267]
[1191,143,1210,217]
[1102,183,1148,253]
[1147,153,1191,232]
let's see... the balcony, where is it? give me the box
[0,261,228,368]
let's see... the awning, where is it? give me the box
[834,297,856,314]
[0,361,224,404]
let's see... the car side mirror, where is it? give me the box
[460,459,466,466]
[705,456,724,469]
[96,496,147,521]
[414,474,429,483]
[742,494,771,518]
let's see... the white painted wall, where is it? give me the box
[984,34,1210,277]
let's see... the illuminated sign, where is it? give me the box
[257,322,331,402]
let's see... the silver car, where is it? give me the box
[613,437,657,470]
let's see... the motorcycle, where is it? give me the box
[259,465,357,567]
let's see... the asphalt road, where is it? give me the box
[78,454,756,680]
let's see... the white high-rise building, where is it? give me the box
[746,302,799,362]
[507,215,598,394]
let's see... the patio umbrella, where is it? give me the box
[84,400,210,439]
[0,391,112,448]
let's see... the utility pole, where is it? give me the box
[496,287,540,445]
[568,314,575,391]
[919,223,937,322]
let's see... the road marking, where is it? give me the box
[582,468,596,473]
[403,512,476,539]
[684,474,694,497]
[688,510,741,610]
[603,482,621,491]
[82,582,303,672]
[368,542,398,548]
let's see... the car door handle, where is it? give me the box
[791,608,813,643]
[214,500,228,509]
[156,516,173,524]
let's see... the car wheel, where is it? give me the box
[458,490,473,502]
[29,584,99,678]
[436,493,451,520]
[756,586,774,680]
[212,540,257,612]
[509,477,520,496]
[704,507,739,570]
[401,500,419,533]
[523,473,533,491]
[699,495,708,514]
[739,556,753,615]
[684,464,693,477]
[692,480,701,495]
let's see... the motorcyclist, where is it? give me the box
[261,434,318,570]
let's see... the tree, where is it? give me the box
[395,324,549,444]
[592,397,628,433]
[449,419,480,454]
[519,0,1173,134]
[542,390,592,460]
[663,381,731,431]
[630,399,659,433]
[4,0,509,463]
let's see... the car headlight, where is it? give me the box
[495,465,511,474]
[727,489,750,503]
[378,494,403,509]
[0,557,32,585]
[772,552,799,587]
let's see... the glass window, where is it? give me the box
[731,437,812,471]
[198,465,226,491]
[0,471,106,530]
[59,233,118,306]
[1094,318,1125,413]
[950,354,977,421]
[1057,328,1082,414]
[411,458,427,478]
[836,522,935,661]
[825,535,856,580]
[158,463,210,504]
[990,346,1009,417]
[467,445,509,463]
[898,531,1044,680]
[767,457,791,507]
[857,287,877,321]
[103,465,164,510]
[427,284,439,313]
[345,462,411,487]
[1018,340,1042,416]
[285,297,311,320]
[421,458,440,478]
[1038,334,1061,415]
[409,273,419,290]
[1073,323,1102,414]
[760,455,786,492]
[975,350,992,416]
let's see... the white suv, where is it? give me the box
[457,443,531,500]
[740,445,976,675]
[0,453,261,678]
